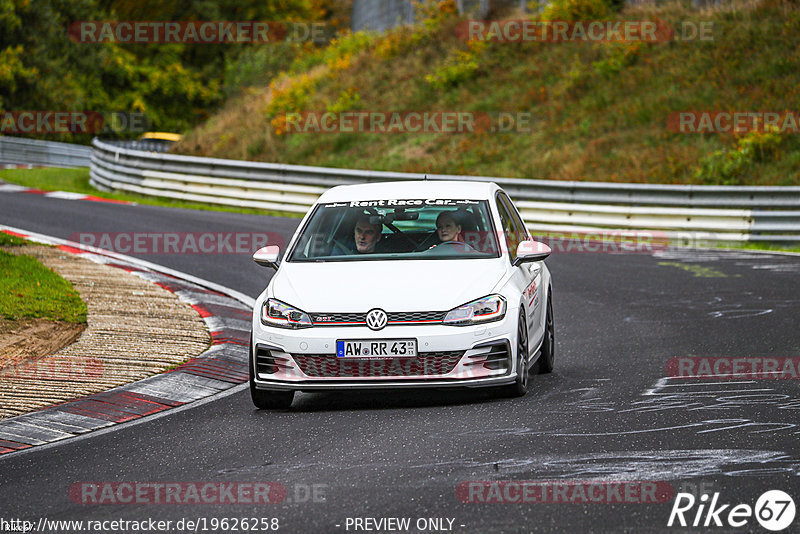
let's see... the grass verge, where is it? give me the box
[0,236,87,323]
[0,232,27,246]
[718,241,800,254]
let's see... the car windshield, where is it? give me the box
[288,198,500,262]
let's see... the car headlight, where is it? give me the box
[443,295,506,326]
[262,299,313,329]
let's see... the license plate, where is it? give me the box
[336,339,417,358]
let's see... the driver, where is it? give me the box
[354,216,383,253]
[436,212,463,243]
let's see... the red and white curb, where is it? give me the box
[0,182,132,205]
[0,226,255,456]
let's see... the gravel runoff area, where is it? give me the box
[0,244,211,419]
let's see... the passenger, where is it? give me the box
[436,212,463,243]
[354,217,383,253]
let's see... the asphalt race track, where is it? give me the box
[1,191,799,533]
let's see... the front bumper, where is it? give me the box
[253,375,516,391]
[251,314,519,391]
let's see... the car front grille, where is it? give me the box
[388,311,445,323]
[293,351,464,377]
[311,311,446,326]
[311,312,365,324]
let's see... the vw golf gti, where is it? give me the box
[250,180,554,409]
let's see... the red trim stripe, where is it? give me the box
[57,244,85,255]
[0,439,31,450]
[1,229,28,238]
[191,304,212,318]
[83,195,131,204]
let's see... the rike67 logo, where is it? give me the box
[668,490,796,531]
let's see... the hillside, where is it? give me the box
[175,0,800,186]
[0,1,347,142]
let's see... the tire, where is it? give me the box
[249,334,295,410]
[537,290,555,374]
[502,312,529,398]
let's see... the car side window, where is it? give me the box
[496,195,520,261]
[499,193,529,242]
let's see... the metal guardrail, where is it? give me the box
[90,138,800,243]
[352,0,528,32]
[352,0,416,33]
[0,136,92,168]
[101,139,175,153]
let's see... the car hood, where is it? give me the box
[271,259,507,313]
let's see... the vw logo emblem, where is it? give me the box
[365,309,388,331]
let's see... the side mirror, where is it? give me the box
[513,240,551,266]
[253,245,281,270]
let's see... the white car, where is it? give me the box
[249,180,554,409]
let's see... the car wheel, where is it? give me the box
[503,312,529,398]
[249,334,295,410]
[538,290,555,374]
